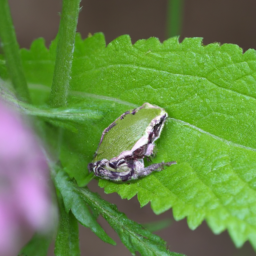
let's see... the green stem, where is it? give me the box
[49,0,81,107]
[0,0,30,103]
[167,0,184,38]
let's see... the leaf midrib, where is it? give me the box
[73,63,256,102]
[27,83,256,152]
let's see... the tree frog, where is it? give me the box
[88,103,176,181]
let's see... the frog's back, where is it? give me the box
[95,104,162,161]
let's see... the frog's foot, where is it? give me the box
[145,156,152,162]
[136,161,176,177]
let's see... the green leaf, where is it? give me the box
[142,219,173,233]
[55,195,80,256]
[0,0,31,102]
[0,56,8,79]
[19,233,51,256]
[2,33,256,249]
[20,37,56,105]
[100,118,256,247]
[56,169,184,256]
[80,188,183,256]
[54,169,115,245]
[0,79,103,132]
[70,34,256,249]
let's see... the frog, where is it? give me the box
[88,102,176,181]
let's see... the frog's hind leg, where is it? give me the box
[95,167,135,182]
[90,159,137,182]
[137,161,176,177]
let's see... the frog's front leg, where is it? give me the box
[135,161,177,177]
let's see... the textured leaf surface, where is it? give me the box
[55,169,183,256]
[73,34,256,249]
[1,33,256,248]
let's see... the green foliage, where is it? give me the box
[0,80,103,132]
[49,0,81,107]
[54,169,115,245]
[0,0,30,102]
[55,194,80,256]
[55,169,183,256]
[1,33,256,250]
[19,233,51,256]
[142,219,173,233]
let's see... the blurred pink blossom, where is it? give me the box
[0,100,56,256]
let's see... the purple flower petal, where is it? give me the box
[0,101,56,255]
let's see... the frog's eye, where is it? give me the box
[108,162,116,169]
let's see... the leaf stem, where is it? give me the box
[0,0,30,103]
[50,0,81,107]
[167,0,184,38]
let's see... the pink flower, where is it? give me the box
[0,100,56,256]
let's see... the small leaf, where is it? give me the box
[54,170,115,245]
[20,37,56,105]
[54,195,80,256]
[78,187,183,256]
[55,168,184,256]
[19,233,51,256]
[0,80,103,132]
[142,219,173,233]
